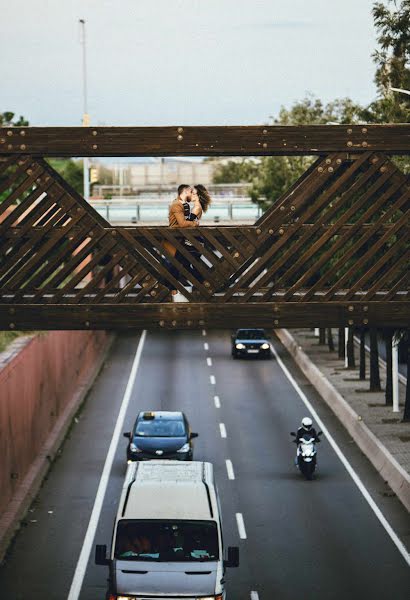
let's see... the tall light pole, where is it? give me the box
[79,19,90,201]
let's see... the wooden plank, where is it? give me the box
[222,154,348,302]
[1,125,409,156]
[274,159,397,301]
[300,175,407,302]
[1,302,408,329]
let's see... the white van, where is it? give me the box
[96,460,239,599]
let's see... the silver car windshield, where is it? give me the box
[115,520,219,562]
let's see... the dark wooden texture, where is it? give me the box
[0,302,408,329]
[1,125,410,156]
[0,145,408,330]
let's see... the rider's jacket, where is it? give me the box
[296,426,320,444]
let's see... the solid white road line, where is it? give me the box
[214,395,221,408]
[202,329,207,336]
[204,342,209,351]
[219,423,227,438]
[236,513,247,539]
[271,341,410,567]
[67,331,147,600]
[225,459,235,480]
[250,592,260,600]
[207,357,212,367]
[210,374,216,385]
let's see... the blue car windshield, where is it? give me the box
[135,419,186,437]
[237,329,266,340]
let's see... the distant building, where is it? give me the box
[92,158,216,196]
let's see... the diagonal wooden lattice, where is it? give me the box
[0,147,408,329]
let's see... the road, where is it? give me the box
[0,330,409,599]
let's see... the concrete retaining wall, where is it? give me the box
[276,328,410,513]
[0,330,113,560]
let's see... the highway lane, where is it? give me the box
[0,330,409,600]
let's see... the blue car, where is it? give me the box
[231,328,272,359]
[124,411,198,462]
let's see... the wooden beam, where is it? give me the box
[1,125,409,156]
[1,302,408,330]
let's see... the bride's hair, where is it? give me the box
[195,184,212,213]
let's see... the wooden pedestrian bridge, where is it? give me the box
[0,125,408,330]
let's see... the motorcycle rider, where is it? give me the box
[293,417,321,467]
[295,417,321,445]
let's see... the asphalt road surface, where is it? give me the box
[0,330,409,600]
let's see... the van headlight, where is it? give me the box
[261,343,270,350]
[177,442,190,453]
[236,343,245,349]
[130,443,142,453]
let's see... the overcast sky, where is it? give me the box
[0,0,378,126]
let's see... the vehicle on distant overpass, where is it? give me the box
[231,328,272,359]
[123,411,198,462]
[95,460,239,599]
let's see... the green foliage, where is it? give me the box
[213,159,258,184]
[47,158,84,195]
[213,95,366,209]
[366,0,410,123]
[0,111,29,127]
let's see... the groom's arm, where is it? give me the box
[170,203,199,227]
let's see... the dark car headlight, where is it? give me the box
[177,442,190,453]
[130,443,143,453]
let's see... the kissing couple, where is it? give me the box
[166,184,212,296]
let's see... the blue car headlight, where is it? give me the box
[177,442,190,453]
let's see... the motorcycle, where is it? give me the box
[290,431,322,480]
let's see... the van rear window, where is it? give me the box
[115,519,219,562]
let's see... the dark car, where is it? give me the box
[231,328,272,359]
[123,411,198,462]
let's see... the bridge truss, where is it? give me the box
[0,125,408,329]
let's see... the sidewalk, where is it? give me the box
[277,328,410,511]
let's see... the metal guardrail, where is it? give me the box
[89,197,263,224]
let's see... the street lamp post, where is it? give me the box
[79,18,90,201]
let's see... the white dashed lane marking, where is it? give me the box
[202,329,207,336]
[225,459,235,480]
[219,423,227,438]
[210,375,216,385]
[207,357,212,367]
[236,513,247,539]
[250,592,260,600]
[214,395,221,408]
[204,342,209,350]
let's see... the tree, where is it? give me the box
[213,159,258,185]
[47,158,84,195]
[0,111,29,127]
[363,0,410,124]
[212,95,365,211]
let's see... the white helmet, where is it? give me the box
[301,417,313,430]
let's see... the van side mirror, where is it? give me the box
[123,432,131,439]
[224,546,239,568]
[190,432,199,439]
[95,544,110,566]
[318,431,323,436]
[290,432,296,437]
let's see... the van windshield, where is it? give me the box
[115,520,219,562]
